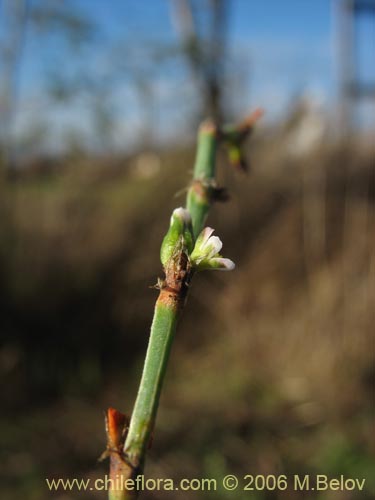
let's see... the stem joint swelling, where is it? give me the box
[159,244,192,309]
[189,178,229,206]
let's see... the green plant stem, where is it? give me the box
[111,121,218,500]
[107,296,182,500]
[106,110,262,499]
[124,298,180,466]
[186,121,218,238]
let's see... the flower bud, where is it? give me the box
[160,207,193,267]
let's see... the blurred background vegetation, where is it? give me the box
[0,1,374,499]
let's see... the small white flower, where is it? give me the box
[190,227,235,271]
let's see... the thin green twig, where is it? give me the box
[105,112,261,499]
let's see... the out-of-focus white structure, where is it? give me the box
[285,94,328,157]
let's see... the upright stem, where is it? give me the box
[107,121,218,499]
[186,121,218,238]
[107,292,182,500]
[106,112,261,499]
[124,123,217,459]
[123,291,181,467]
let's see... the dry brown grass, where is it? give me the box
[0,135,374,499]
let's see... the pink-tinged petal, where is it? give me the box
[197,227,215,246]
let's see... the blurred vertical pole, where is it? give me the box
[135,74,155,149]
[0,0,29,176]
[336,0,355,137]
[169,0,228,125]
[206,0,227,124]
[335,0,375,136]
[335,0,375,350]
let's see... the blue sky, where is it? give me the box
[1,0,373,151]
